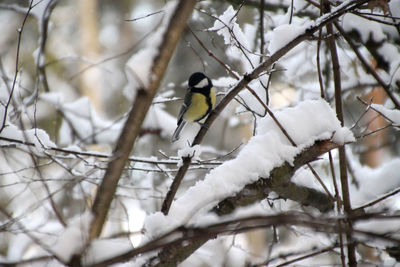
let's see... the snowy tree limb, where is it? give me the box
[214,140,338,215]
[88,211,400,267]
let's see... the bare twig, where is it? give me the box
[354,187,400,211]
[125,10,164,22]
[275,244,339,267]
[0,1,34,133]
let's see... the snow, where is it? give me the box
[371,103,400,125]
[57,97,122,145]
[142,105,176,138]
[256,100,354,146]
[178,145,202,161]
[342,13,400,83]
[342,13,386,43]
[0,106,5,128]
[332,127,356,145]
[212,76,237,90]
[208,6,258,71]
[266,22,311,54]
[143,99,354,239]
[390,0,400,18]
[52,212,93,262]
[377,42,400,80]
[355,217,400,237]
[30,0,54,19]
[352,158,400,207]
[125,1,178,95]
[83,238,134,265]
[208,6,243,47]
[39,92,64,106]
[0,123,56,149]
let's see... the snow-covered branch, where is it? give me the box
[88,211,400,267]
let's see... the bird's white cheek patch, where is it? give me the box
[195,78,208,88]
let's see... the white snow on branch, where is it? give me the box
[144,99,354,238]
[0,123,56,151]
[125,1,178,95]
[266,21,311,55]
[208,6,258,71]
[371,103,400,126]
[208,6,251,51]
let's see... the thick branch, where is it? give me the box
[88,0,197,241]
[214,140,338,215]
[89,212,400,267]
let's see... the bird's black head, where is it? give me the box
[188,72,212,88]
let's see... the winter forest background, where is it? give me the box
[1,0,400,266]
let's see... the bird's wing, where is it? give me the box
[177,90,192,125]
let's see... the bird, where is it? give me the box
[171,72,216,142]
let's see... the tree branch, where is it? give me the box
[88,0,197,242]
[89,211,400,267]
[213,140,338,215]
[324,1,356,265]
[0,0,34,133]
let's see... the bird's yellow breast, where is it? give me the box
[183,93,209,122]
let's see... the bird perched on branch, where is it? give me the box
[171,72,216,142]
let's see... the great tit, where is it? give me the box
[171,72,216,142]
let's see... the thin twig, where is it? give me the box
[0,1,34,133]
[125,10,164,22]
[276,244,338,267]
[354,187,400,211]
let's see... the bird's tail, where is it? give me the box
[171,121,187,142]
